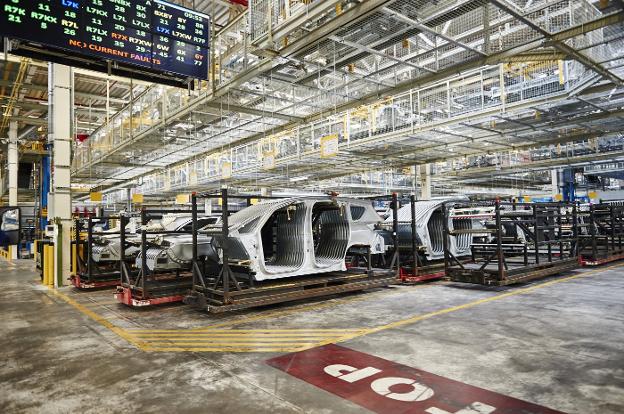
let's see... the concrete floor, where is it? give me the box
[0,259,623,414]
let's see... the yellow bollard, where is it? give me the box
[71,243,77,275]
[42,245,48,285]
[48,246,55,287]
[44,245,54,287]
[43,246,50,286]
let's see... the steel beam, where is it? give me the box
[203,101,304,122]
[489,0,624,86]
[4,116,47,126]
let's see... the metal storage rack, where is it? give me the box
[397,194,461,283]
[444,200,579,286]
[116,207,196,307]
[578,201,624,266]
[184,190,397,313]
[70,216,128,289]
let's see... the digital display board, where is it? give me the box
[1,0,210,80]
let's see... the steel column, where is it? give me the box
[8,121,18,206]
[48,63,74,287]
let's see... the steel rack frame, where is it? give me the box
[444,200,579,286]
[396,194,449,284]
[184,190,397,313]
[116,207,198,307]
[578,201,624,266]
[70,216,126,289]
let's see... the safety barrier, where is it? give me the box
[42,244,55,287]
[0,245,15,261]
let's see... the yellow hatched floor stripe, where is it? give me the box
[126,328,362,334]
[128,335,360,341]
[143,341,326,346]
[141,346,307,352]
[47,288,148,351]
[309,263,624,350]
[46,263,622,353]
[128,333,362,338]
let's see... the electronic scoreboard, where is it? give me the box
[1,0,210,83]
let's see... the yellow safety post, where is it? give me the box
[43,246,50,286]
[71,243,77,275]
[42,246,48,285]
[45,245,55,287]
[49,245,55,287]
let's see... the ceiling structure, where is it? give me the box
[2,0,623,203]
[0,0,244,199]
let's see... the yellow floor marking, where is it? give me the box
[141,346,304,353]
[47,288,147,350]
[144,341,325,346]
[130,335,359,341]
[82,300,120,307]
[310,263,624,349]
[128,333,361,338]
[133,284,436,333]
[128,328,361,333]
[45,263,622,353]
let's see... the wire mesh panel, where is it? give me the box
[215,14,259,88]
[419,83,450,124]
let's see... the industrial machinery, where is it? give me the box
[0,207,21,260]
[444,200,579,286]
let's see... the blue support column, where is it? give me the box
[561,168,576,202]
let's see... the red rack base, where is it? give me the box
[399,268,446,284]
[114,286,186,307]
[70,274,120,289]
[579,252,624,266]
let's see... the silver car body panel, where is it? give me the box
[225,197,386,281]
[386,197,472,261]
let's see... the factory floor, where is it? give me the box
[0,259,623,414]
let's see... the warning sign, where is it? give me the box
[263,151,276,170]
[320,134,339,158]
[267,344,565,414]
[221,161,232,179]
